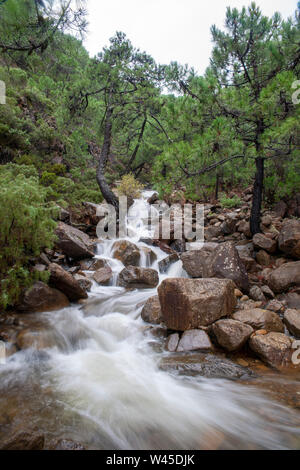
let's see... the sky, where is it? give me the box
[84,0,298,75]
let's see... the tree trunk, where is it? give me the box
[96,105,119,216]
[250,157,264,236]
[126,116,147,172]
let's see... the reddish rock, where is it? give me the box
[17,282,69,313]
[267,261,300,293]
[253,234,277,254]
[278,219,300,259]
[93,266,113,285]
[141,296,162,324]
[55,222,94,260]
[118,267,159,289]
[212,319,253,352]
[113,240,141,266]
[49,263,88,301]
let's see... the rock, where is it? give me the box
[34,264,47,273]
[165,333,180,352]
[261,215,272,227]
[48,439,86,451]
[212,319,253,352]
[205,225,223,240]
[170,240,186,253]
[90,258,109,270]
[112,240,141,266]
[207,242,249,292]
[159,353,254,380]
[181,250,211,278]
[141,296,162,324]
[16,328,55,350]
[284,309,300,337]
[0,432,45,450]
[267,261,300,293]
[118,267,159,289]
[140,247,157,265]
[158,278,236,330]
[253,234,277,254]
[279,292,300,310]
[238,255,257,273]
[265,299,285,313]
[249,286,266,302]
[232,308,284,333]
[261,285,275,299]
[49,263,88,301]
[177,330,213,352]
[256,250,271,266]
[73,274,92,292]
[17,282,69,313]
[93,266,113,285]
[234,289,243,298]
[237,220,251,238]
[147,193,159,205]
[249,332,292,367]
[55,222,94,260]
[274,201,287,218]
[58,207,70,223]
[278,219,300,259]
[158,253,179,273]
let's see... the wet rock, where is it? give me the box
[284,309,300,337]
[140,247,157,265]
[16,328,55,350]
[49,263,88,301]
[112,240,141,266]
[232,308,284,333]
[165,333,180,352]
[55,222,94,260]
[256,250,271,267]
[147,193,159,205]
[118,266,159,289]
[207,242,249,292]
[141,296,162,324]
[177,330,213,352]
[159,353,254,380]
[48,439,86,450]
[90,258,109,271]
[278,219,300,259]
[73,274,92,292]
[212,319,253,352]
[17,282,70,313]
[249,332,292,367]
[0,431,45,450]
[170,240,186,253]
[158,278,236,330]
[267,261,300,293]
[253,234,277,254]
[93,266,113,285]
[249,286,266,302]
[181,250,211,278]
[158,253,179,273]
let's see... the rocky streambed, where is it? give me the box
[0,191,300,450]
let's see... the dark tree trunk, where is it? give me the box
[96,105,119,216]
[126,116,147,172]
[250,157,264,236]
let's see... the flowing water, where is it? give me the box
[0,191,300,450]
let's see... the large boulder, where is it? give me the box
[278,219,300,259]
[284,309,300,337]
[158,278,236,330]
[249,332,292,367]
[181,250,211,278]
[158,253,179,273]
[118,267,159,289]
[17,282,69,313]
[207,243,249,292]
[112,240,141,266]
[267,261,300,293]
[141,296,162,324]
[73,274,92,292]
[49,263,88,301]
[253,233,277,254]
[232,308,284,333]
[93,266,113,285]
[212,319,253,352]
[55,222,94,260]
[177,330,213,352]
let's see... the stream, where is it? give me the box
[0,191,299,450]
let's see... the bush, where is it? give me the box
[220,194,242,209]
[117,174,144,200]
[0,165,57,308]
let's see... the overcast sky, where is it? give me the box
[84,0,298,74]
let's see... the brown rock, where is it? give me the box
[55,222,94,260]
[177,330,213,352]
[16,328,55,350]
[158,253,179,273]
[93,266,113,285]
[249,286,266,302]
[181,250,211,278]
[49,263,88,301]
[17,282,69,313]
[73,274,92,292]
[158,278,236,331]
[278,219,300,259]
[232,308,284,333]
[249,332,292,367]
[0,432,45,450]
[256,250,271,266]
[273,201,287,219]
[112,240,141,266]
[284,309,300,337]
[253,234,277,254]
[165,333,180,352]
[141,296,162,324]
[267,261,300,293]
[212,319,253,352]
[118,266,159,289]
[90,258,109,270]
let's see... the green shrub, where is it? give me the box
[0,164,57,308]
[220,194,242,209]
[117,174,144,200]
